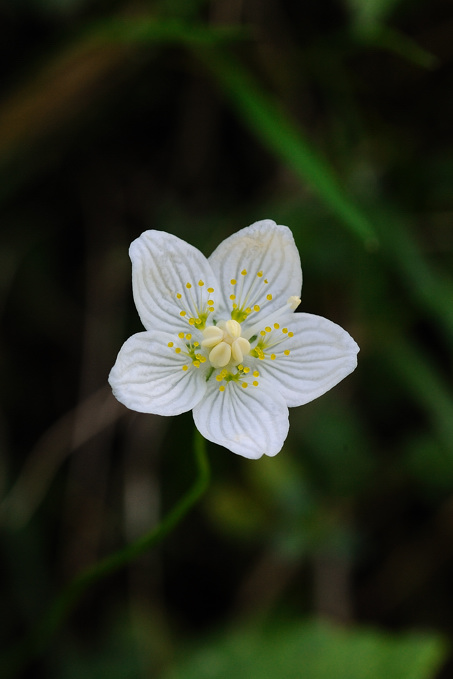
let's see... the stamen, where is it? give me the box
[209,342,231,368]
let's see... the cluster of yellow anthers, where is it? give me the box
[176,280,215,329]
[215,365,261,392]
[168,270,299,391]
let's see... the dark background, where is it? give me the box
[1,0,453,677]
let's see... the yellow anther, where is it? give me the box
[216,374,223,382]
[198,280,204,286]
[176,293,182,299]
[253,305,260,312]
[175,348,181,354]
[186,333,192,340]
[232,303,238,309]
[186,282,192,289]
[253,381,258,387]
[284,350,290,356]
[282,328,288,333]
[266,294,272,301]
[219,385,225,392]
[207,299,214,306]
[180,311,186,317]
[288,331,294,338]
[260,330,266,336]
[270,354,276,360]
[243,367,250,374]
[257,271,263,277]
[253,370,259,377]
[182,365,188,371]
[207,287,214,293]
[168,342,174,347]
[201,325,224,348]
[265,326,271,333]
[230,279,236,285]
[232,337,250,363]
[264,279,268,284]
[209,342,231,368]
[241,269,247,276]
[274,323,280,329]
[287,296,301,310]
[193,360,200,367]
[189,318,195,325]
[193,341,200,347]
[230,294,236,300]
[178,332,184,339]
[195,318,201,325]
[242,382,248,388]
[245,307,251,314]
[237,364,244,371]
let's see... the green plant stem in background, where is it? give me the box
[88,18,377,246]
[1,430,210,679]
[196,47,378,248]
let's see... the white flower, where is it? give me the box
[109,220,359,459]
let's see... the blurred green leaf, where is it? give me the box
[352,25,438,69]
[197,48,378,247]
[164,619,447,679]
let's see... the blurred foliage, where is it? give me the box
[1,0,453,677]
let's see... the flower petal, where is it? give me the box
[130,230,218,333]
[208,220,302,323]
[109,331,206,415]
[257,313,359,407]
[193,380,289,459]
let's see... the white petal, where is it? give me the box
[193,380,289,459]
[109,331,206,415]
[257,313,359,407]
[130,230,218,333]
[208,220,302,324]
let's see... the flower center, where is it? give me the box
[169,274,300,390]
[201,319,251,368]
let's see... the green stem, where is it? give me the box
[1,429,210,678]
